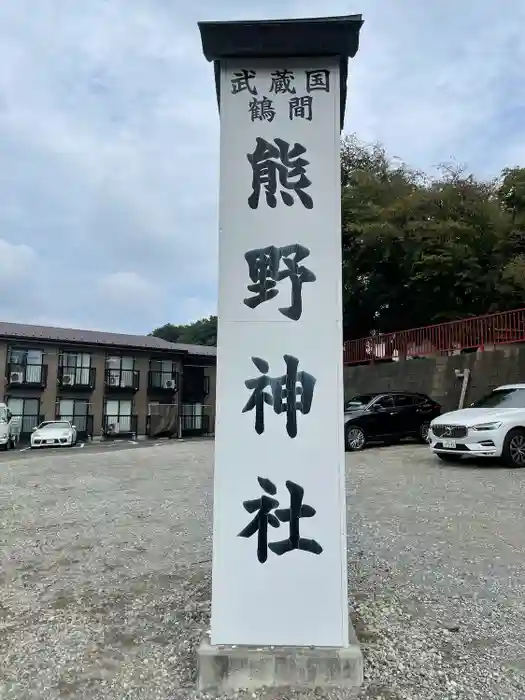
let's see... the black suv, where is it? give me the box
[344,392,442,452]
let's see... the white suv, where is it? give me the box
[429,384,525,467]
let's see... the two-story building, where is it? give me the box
[0,322,216,441]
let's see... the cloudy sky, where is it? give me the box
[0,0,523,334]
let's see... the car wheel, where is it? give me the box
[345,425,366,452]
[502,428,525,467]
[418,422,431,443]
[436,453,463,463]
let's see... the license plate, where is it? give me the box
[442,439,456,449]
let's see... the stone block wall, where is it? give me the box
[343,345,525,412]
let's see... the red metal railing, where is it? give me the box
[343,307,525,365]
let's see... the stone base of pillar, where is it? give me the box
[196,633,363,692]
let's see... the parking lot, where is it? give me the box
[1,440,525,699]
[0,437,183,460]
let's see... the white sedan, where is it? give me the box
[30,420,77,448]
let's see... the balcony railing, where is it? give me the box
[148,370,179,392]
[10,414,44,440]
[7,363,48,388]
[56,413,94,439]
[343,307,525,365]
[145,403,214,438]
[104,369,139,391]
[103,414,138,437]
[58,366,96,390]
[180,403,213,437]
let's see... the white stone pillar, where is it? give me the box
[198,15,364,691]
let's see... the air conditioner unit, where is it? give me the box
[10,371,23,383]
[164,378,176,389]
[108,374,119,386]
[61,373,75,386]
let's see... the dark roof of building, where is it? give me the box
[0,321,216,357]
[198,14,364,129]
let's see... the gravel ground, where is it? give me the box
[1,440,525,699]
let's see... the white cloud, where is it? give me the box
[97,271,159,299]
[95,272,163,325]
[0,238,36,282]
[0,239,47,322]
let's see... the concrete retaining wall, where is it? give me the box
[344,345,525,412]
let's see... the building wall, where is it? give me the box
[0,339,216,437]
[344,345,525,412]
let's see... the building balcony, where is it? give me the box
[104,369,139,391]
[148,370,179,394]
[57,366,96,390]
[102,414,138,437]
[7,363,48,389]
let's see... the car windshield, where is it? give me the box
[345,395,375,410]
[472,388,525,409]
[38,421,70,430]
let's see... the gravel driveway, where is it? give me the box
[1,440,525,699]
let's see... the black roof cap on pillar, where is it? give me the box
[198,14,364,129]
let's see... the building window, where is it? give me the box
[181,402,203,431]
[103,399,134,434]
[149,359,178,389]
[8,348,44,384]
[106,355,136,388]
[106,356,134,371]
[56,399,91,434]
[59,352,92,385]
[6,397,41,435]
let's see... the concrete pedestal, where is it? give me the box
[197,634,363,692]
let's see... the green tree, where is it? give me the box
[497,167,525,303]
[151,315,217,346]
[498,166,525,234]
[341,135,422,339]
[341,136,520,342]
